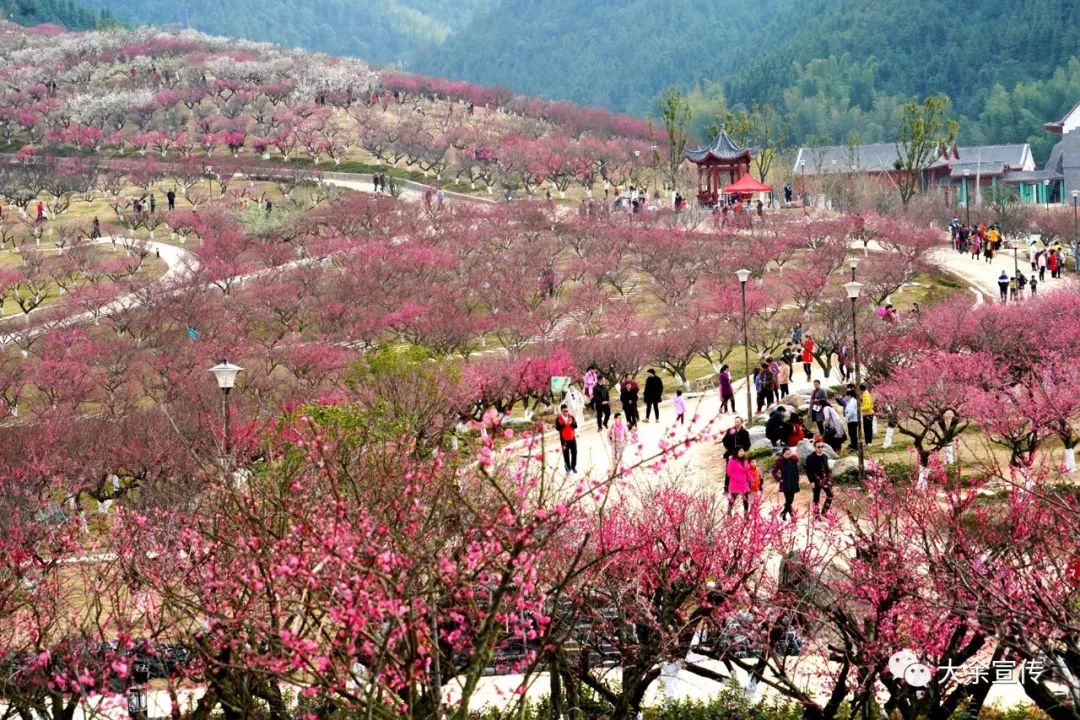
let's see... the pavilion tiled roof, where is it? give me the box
[684,127,752,163]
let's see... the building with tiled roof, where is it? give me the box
[1042,102,1080,204]
[792,141,1052,205]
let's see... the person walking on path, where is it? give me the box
[620,374,640,428]
[806,438,834,517]
[90,216,101,239]
[838,345,852,382]
[997,270,1009,303]
[718,364,735,413]
[726,447,753,514]
[673,389,686,425]
[759,359,776,408]
[722,415,751,494]
[643,368,663,422]
[166,189,176,211]
[583,366,598,402]
[592,377,611,430]
[820,403,846,453]
[781,343,796,373]
[843,390,860,451]
[1037,250,1047,281]
[860,384,874,447]
[801,342,814,382]
[810,380,829,435]
[776,358,790,398]
[555,404,578,474]
[722,416,751,467]
[772,447,801,521]
[821,403,847,452]
[608,412,628,467]
[753,368,765,414]
[149,194,156,213]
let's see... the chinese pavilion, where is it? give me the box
[684,127,753,206]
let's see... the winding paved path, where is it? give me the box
[0,236,196,342]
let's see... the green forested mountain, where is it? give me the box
[1,0,119,30]
[418,0,1080,158]
[33,0,1080,160]
[78,0,490,65]
[413,0,790,112]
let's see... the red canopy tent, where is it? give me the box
[723,174,773,196]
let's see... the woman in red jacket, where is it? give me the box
[800,341,814,382]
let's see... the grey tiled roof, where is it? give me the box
[794,143,900,174]
[954,144,1030,169]
[949,162,1008,179]
[794,142,1032,176]
[1001,169,1062,183]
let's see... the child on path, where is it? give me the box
[673,389,686,425]
[748,458,762,501]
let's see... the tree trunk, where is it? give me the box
[1022,677,1080,720]
[549,656,563,720]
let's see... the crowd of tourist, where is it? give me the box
[950,216,1070,302]
[567,320,881,521]
[720,326,877,520]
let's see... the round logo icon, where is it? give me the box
[904,662,932,688]
[888,649,918,678]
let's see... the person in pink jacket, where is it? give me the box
[583,366,598,401]
[726,447,753,514]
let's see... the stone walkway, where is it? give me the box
[928,239,1074,301]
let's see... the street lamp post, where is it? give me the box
[1013,234,1019,287]
[736,268,753,420]
[127,688,148,720]
[844,281,865,480]
[1044,179,1051,212]
[1072,190,1079,274]
[963,169,972,227]
[209,360,243,457]
[799,161,807,210]
[848,255,859,282]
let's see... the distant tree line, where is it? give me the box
[1,0,120,30]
